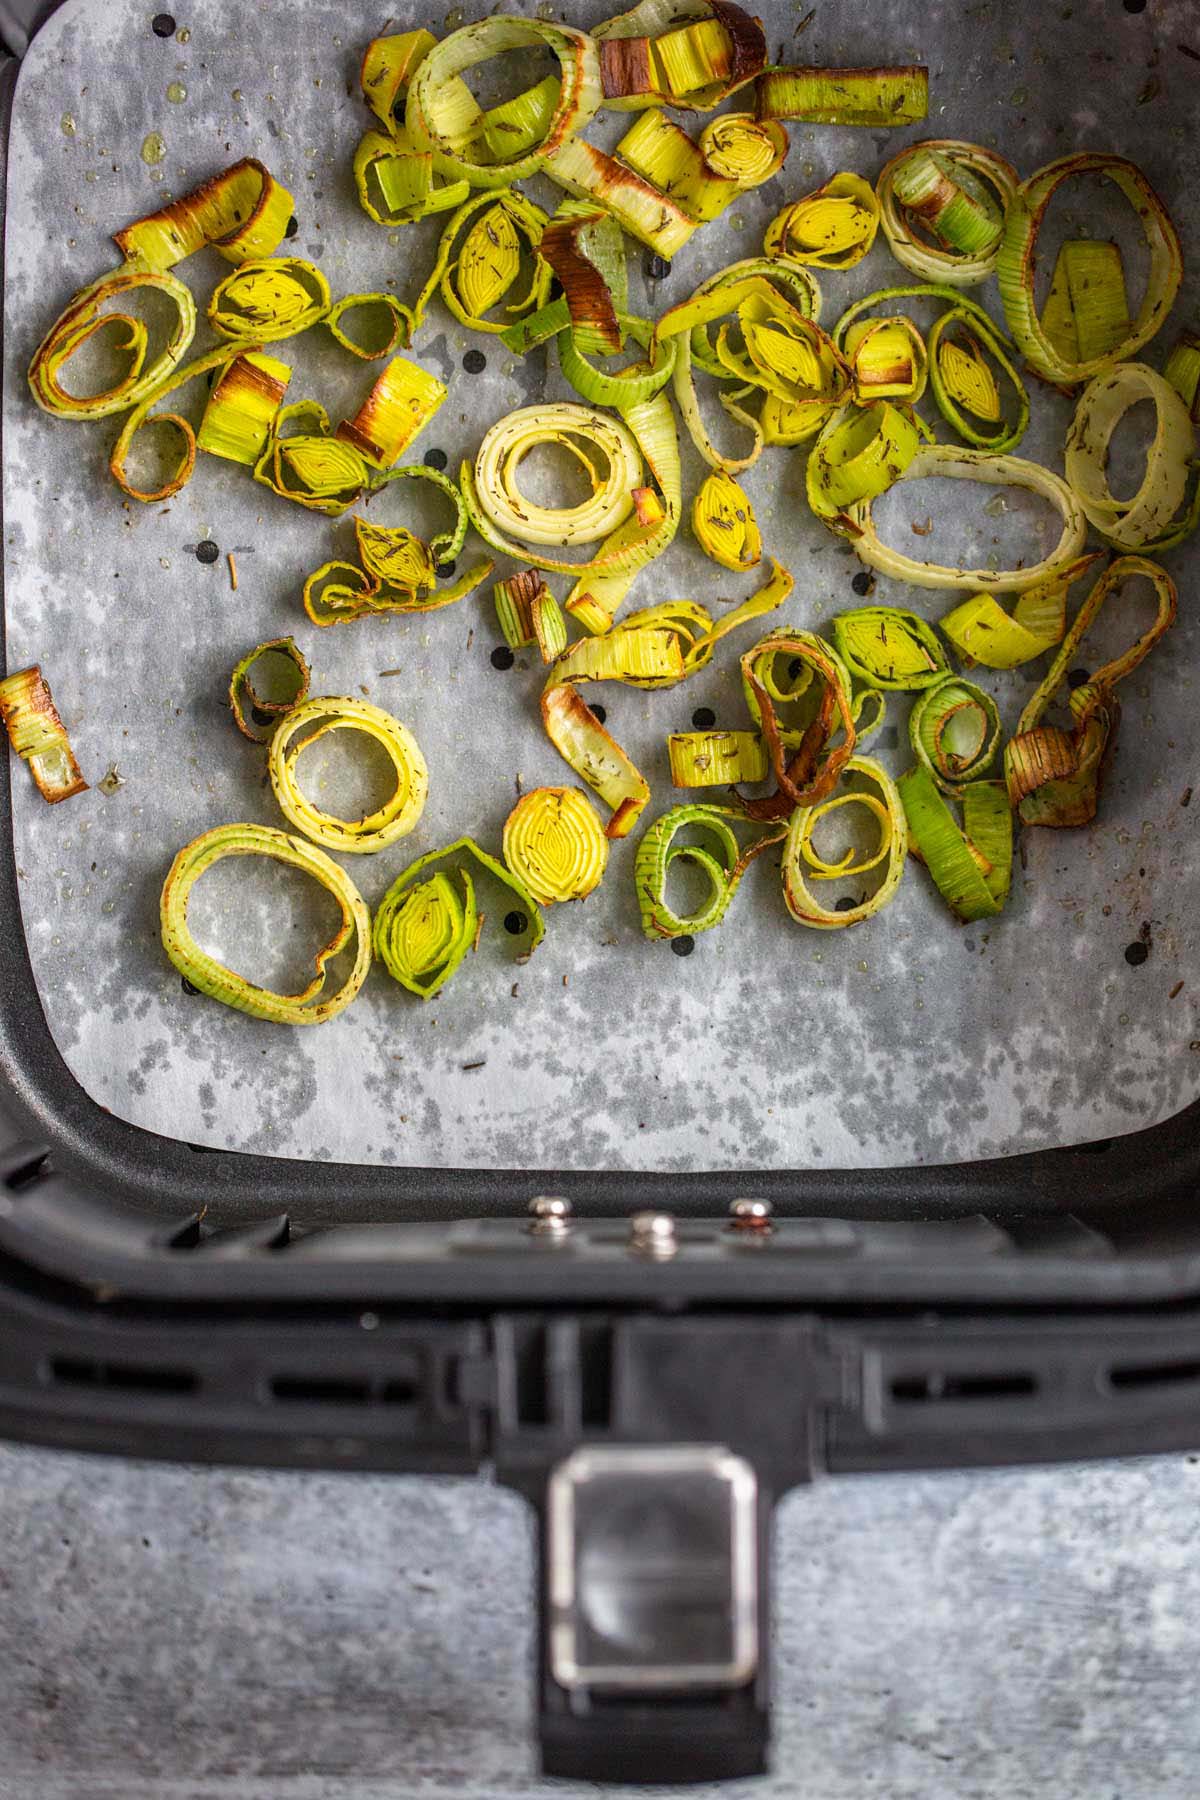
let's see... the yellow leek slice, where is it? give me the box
[691,469,761,570]
[805,402,919,527]
[634,803,782,941]
[1164,331,1200,422]
[1064,362,1198,553]
[928,310,1029,452]
[207,258,330,342]
[543,135,700,258]
[0,665,87,803]
[615,108,741,222]
[373,838,545,1001]
[668,729,766,786]
[268,696,428,854]
[782,757,906,928]
[997,153,1182,382]
[1040,239,1130,367]
[503,786,610,904]
[197,349,292,467]
[494,570,569,663]
[353,126,471,228]
[938,554,1103,670]
[764,172,880,269]
[360,30,439,129]
[255,399,370,516]
[228,638,311,744]
[755,64,928,125]
[595,0,767,112]
[28,265,196,421]
[334,354,446,471]
[411,190,547,336]
[110,344,241,503]
[699,111,787,185]
[843,315,927,404]
[114,159,295,270]
[538,206,627,353]
[831,606,949,691]
[619,557,792,677]
[877,141,1018,287]
[542,628,684,836]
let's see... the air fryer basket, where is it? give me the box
[2,0,1200,1781]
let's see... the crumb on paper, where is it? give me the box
[510,982,519,997]
[911,516,934,536]
[98,763,125,795]
[227,552,238,591]
[379,667,403,678]
[461,1059,486,1071]
[472,912,485,954]
[1170,980,1185,999]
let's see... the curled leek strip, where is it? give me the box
[114,158,295,270]
[538,205,627,352]
[691,469,761,570]
[1064,363,1199,554]
[353,127,470,228]
[28,266,196,421]
[805,402,920,526]
[373,837,545,1001]
[1165,331,1200,423]
[833,280,999,356]
[406,18,602,190]
[898,769,1012,921]
[301,557,492,626]
[782,757,906,929]
[738,628,857,819]
[110,345,241,503]
[844,445,1088,593]
[268,696,429,854]
[620,556,793,676]
[843,315,927,404]
[997,153,1182,383]
[358,463,469,581]
[197,350,292,467]
[543,135,700,258]
[1041,240,1130,368]
[542,628,684,837]
[556,313,676,409]
[763,172,880,269]
[360,29,439,129]
[634,803,782,942]
[207,258,330,342]
[325,293,414,359]
[503,786,610,904]
[0,665,87,803]
[877,141,1018,287]
[832,606,949,692]
[228,638,311,744]
[1004,556,1177,828]
[668,729,766,786]
[494,570,569,663]
[256,400,370,516]
[699,111,787,183]
[336,354,447,470]
[908,674,1001,794]
[594,0,767,113]
[160,824,372,1025]
[412,191,548,336]
[754,64,928,125]
[928,309,1029,453]
[937,554,1103,670]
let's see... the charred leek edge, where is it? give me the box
[466,402,643,559]
[362,461,469,572]
[805,402,920,524]
[503,785,610,904]
[845,445,1088,593]
[908,673,1000,793]
[563,375,681,631]
[877,141,1018,287]
[114,159,295,271]
[594,0,766,113]
[256,399,370,516]
[928,309,1029,453]
[406,18,602,189]
[0,665,87,803]
[843,315,928,404]
[269,696,428,854]
[763,172,880,270]
[832,606,949,692]
[335,354,447,470]
[755,64,928,126]
[325,292,414,359]
[412,191,547,337]
[557,312,676,409]
[360,29,439,130]
[691,468,761,569]
[196,349,292,467]
[207,258,330,342]
[997,154,1183,382]
[1064,362,1198,552]
[228,637,311,744]
[543,136,700,258]
[373,839,543,1000]
[29,266,196,421]
[938,553,1103,670]
[738,628,857,818]
[634,802,781,940]
[699,111,787,184]
[668,728,766,785]
[1165,331,1200,424]
[782,757,905,928]
[161,826,371,1024]
[898,768,1011,920]
[494,569,570,662]
[542,628,685,836]
[1041,240,1130,368]
[539,206,626,354]
[888,145,1005,256]
[302,557,492,626]
[110,345,241,503]
[353,126,471,228]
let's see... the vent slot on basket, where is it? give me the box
[1108,1358,1200,1391]
[268,1365,422,1407]
[49,1356,197,1395]
[890,1370,1037,1404]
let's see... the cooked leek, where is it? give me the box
[908,674,1001,793]
[877,141,1017,286]
[1040,239,1130,367]
[595,0,767,112]
[197,350,292,466]
[543,135,699,257]
[764,172,880,269]
[373,837,544,1000]
[228,638,311,744]
[494,570,569,663]
[738,628,857,818]
[898,768,1012,921]
[1064,362,1199,553]
[256,399,370,515]
[1165,331,1200,422]
[114,159,295,270]
[0,665,87,803]
[755,64,928,125]
[325,293,414,359]
[503,786,609,904]
[782,757,906,928]
[268,696,428,853]
[413,190,547,336]
[335,354,446,470]
[832,606,949,692]
[207,258,330,342]
[668,729,766,786]
[691,469,761,570]
[28,266,195,421]
[928,308,1029,452]
[938,554,1103,670]
[542,627,684,837]
[110,344,240,503]
[843,315,927,404]
[635,802,781,940]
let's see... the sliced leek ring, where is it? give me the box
[114,158,295,270]
[207,258,330,342]
[28,265,196,421]
[1064,362,1198,553]
[782,756,906,928]
[503,786,610,904]
[634,802,782,941]
[878,141,1018,287]
[228,637,311,743]
[691,469,761,570]
[268,696,428,854]
[373,837,545,1000]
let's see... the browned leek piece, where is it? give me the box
[597,0,767,109]
[538,209,625,354]
[0,665,88,803]
[335,354,447,468]
[114,159,296,271]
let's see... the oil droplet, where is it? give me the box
[175,24,190,41]
[60,111,77,135]
[443,6,464,24]
[141,131,166,164]
[84,169,98,182]
[101,899,115,915]
[729,212,746,232]
[231,88,242,101]
[159,556,171,570]
[166,81,187,103]
[856,960,869,973]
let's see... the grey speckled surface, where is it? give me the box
[4,0,1200,1174]
[3,1441,1200,1798]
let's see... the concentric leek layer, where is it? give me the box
[503,786,609,904]
[268,696,428,853]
